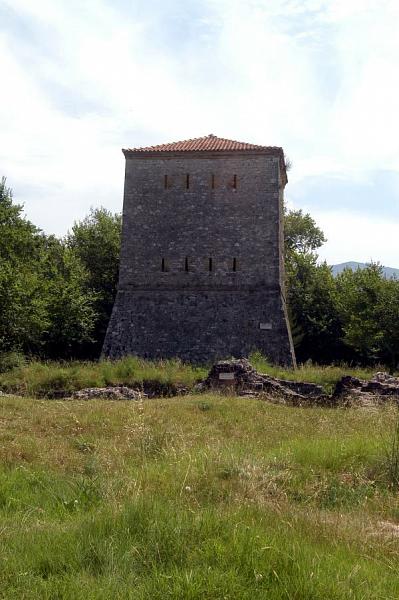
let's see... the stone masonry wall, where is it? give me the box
[103,151,296,365]
[103,288,294,364]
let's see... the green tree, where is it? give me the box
[67,207,122,355]
[376,277,399,372]
[0,178,48,353]
[284,208,326,256]
[336,264,399,370]
[285,252,345,363]
[283,207,345,363]
[38,237,97,358]
[0,178,98,359]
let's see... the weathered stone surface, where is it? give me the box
[103,289,294,365]
[0,390,17,398]
[102,142,295,366]
[201,358,325,402]
[70,386,143,400]
[201,360,399,405]
[333,372,399,398]
[332,376,363,398]
[263,376,325,398]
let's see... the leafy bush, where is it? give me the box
[0,351,26,373]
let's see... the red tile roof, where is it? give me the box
[123,134,283,154]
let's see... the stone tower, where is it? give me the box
[102,135,296,366]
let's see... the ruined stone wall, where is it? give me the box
[103,151,295,365]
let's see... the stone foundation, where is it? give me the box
[102,288,295,365]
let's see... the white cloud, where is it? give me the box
[0,0,398,264]
[315,209,399,267]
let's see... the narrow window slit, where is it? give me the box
[211,174,215,189]
[209,257,213,272]
[161,258,166,272]
[233,174,237,189]
[185,257,189,272]
[233,258,237,272]
[186,174,190,190]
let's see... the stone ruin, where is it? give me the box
[333,372,399,401]
[199,359,326,403]
[70,386,144,401]
[2,359,398,404]
[200,359,399,405]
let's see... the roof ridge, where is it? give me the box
[123,134,282,153]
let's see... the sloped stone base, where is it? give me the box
[102,288,295,366]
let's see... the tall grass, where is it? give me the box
[1,394,399,598]
[249,351,384,393]
[2,497,397,599]
[385,407,399,490]
[0,356,207,397]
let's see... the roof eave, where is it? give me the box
[122,147,288,185]
[122,147,283,157]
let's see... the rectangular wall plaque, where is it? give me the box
[219,372,235,380]
[259,322,272,330]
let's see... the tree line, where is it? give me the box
[1,176,398,369]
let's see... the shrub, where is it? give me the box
[0,351,26,374]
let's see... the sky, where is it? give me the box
[1,0,399,266]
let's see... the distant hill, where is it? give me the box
[331,261,399,279]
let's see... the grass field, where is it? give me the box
[1,392,399,598]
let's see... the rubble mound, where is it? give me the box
[70,386,144,401]
[201,360,399,405]
[201,359,327,404]
[333,372,399,399]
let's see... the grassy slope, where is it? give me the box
[1,394,399,599]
